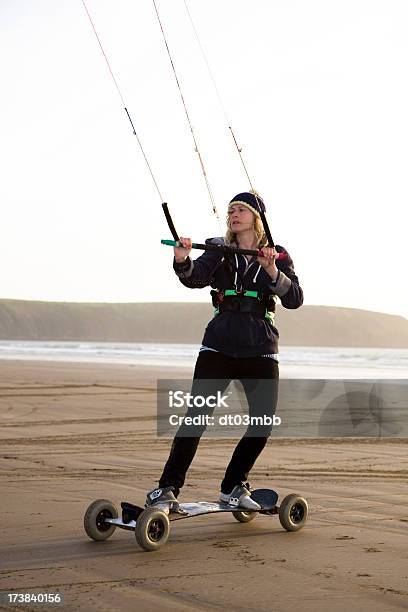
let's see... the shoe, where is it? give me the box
[219,483,261,510]
[145,486,179,509]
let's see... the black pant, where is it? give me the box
[159,351,279,496]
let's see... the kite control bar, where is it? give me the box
[161,239,287,260]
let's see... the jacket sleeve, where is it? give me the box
[267,245,303,309]
[173,237,225,289]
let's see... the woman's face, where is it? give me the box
[228,205,255,233]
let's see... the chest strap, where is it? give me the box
[210,290,275,324]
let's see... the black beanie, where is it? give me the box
[229,192,266,217]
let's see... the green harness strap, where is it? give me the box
[224,289,259,298]
[213,290,275,324]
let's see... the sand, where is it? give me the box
[0,360,407,611]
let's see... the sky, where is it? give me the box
[0,0,407,317]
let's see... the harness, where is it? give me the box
[210,289,276,325]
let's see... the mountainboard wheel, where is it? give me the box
[232,510,257,523]
[135,508,170,552]
[278,494,308,532]
[84,499,118,541]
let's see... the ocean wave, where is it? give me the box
[0,341,407,371]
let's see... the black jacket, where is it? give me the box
[174,237,303,358]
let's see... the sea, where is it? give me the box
[0,341,407,379]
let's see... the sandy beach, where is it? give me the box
[0,359,407,611]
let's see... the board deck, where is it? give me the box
[106,488,279,529]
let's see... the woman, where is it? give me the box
[146,191,303,510]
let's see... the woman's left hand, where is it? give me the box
[257,247,278,278]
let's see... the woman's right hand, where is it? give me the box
[174,237,192,263]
